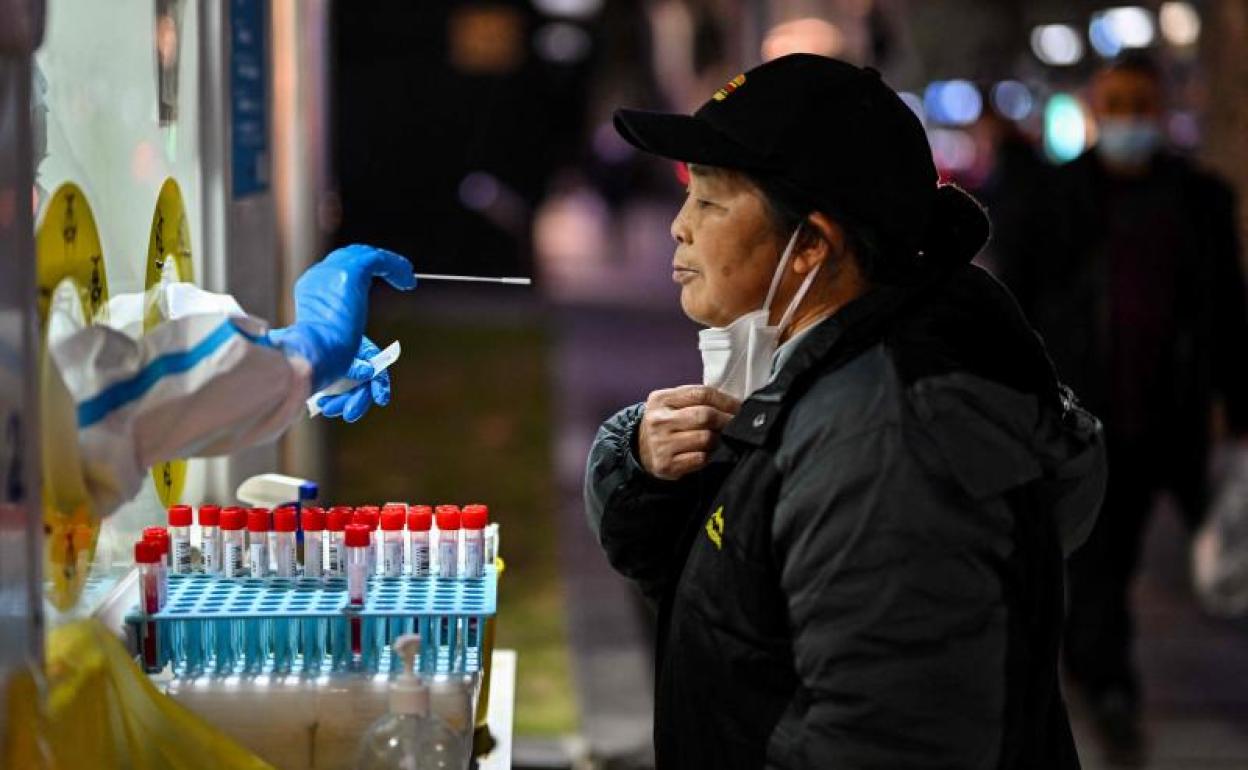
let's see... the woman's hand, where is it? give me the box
[638,385,741,480]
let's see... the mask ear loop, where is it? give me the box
[762,223,804,312]
[776,261,821,334]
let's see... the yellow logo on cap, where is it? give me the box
[713,74,746,102]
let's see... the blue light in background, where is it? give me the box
[991,81,1035,121]
[1089,15,1124,57]
[923,80,983,126]
[1090,7,1156,58]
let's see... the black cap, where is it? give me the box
[614,54,988,270]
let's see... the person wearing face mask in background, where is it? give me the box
[583,54,1107,769]
[997,53,1248,765]
[1013,53,1248,763]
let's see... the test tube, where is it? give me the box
[461,505,488,579]
[135,540,163,670]
[247,508,271,577]
[220,507,247,578]
[408,506,433,577]
[327,506,351,577]
[380,507,405,578]
[167,505,193,574]
[436,506,461,580]
[199,505,222,574]
[345,523,371,655]
[273,506,298,578]
[143,527,171,605]
[302,506,325,578]
[354,506,381,575]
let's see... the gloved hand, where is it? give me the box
[316,336,390,422]
[269,244,415,392]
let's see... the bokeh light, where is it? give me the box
[761,17,845,60]
[1030,24,1084,66]
[929,128,977,173]
[1160,2,1201,47]
[534,22,592,64]
[1044,93,1087,163]
[532,0,604,20]
[991,80,1035,121]
[923,80,983,126]
[1090,7,1156,58]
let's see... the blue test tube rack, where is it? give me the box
[125,566,497,678]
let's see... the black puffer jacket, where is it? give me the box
[584,265,1106,769]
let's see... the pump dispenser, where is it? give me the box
[389,634,429,717]
[354,634,469,770]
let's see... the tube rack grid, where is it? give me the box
[126,566,497,677]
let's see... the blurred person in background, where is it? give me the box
[968,104,1053,291]
[584,54,1106,769]
[1003,53,1248,763]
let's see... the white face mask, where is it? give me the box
[698,225,821,400]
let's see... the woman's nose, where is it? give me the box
[671,202,692,245]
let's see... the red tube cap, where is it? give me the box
[220,507,246,531]
[407,506,433,532]
[353,507,380,530]
[327,508,350,532]
[302,506,325,531]
[435,504,461,516]
[143,527,170,554]
[344,523,371,548]
[273,507,298,532]
[247,508,271,533]
[134,540,160,564]
[436,510,461,531]
[462,507,488,530]
[381,510,405,531]
[168,505,193,527]
[198,505,221,527]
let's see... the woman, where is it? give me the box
[584,54,1106,769]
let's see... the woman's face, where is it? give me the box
[670,165,787,328]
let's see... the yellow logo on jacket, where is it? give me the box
[705,506,725,549]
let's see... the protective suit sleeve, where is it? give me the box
[49,311,311,517]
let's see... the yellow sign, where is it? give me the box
[145,178,194,507]
[35,183,109,610]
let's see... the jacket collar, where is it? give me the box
[723,283,920,447]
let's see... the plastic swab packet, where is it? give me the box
[306,340,402,418]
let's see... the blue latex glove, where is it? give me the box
[269,244,415,392]
[317,336,390,422]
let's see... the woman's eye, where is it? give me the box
[696,199,715,209]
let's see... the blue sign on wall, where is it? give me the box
[231,0,269,198]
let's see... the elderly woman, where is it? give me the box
[584,54,1106,769]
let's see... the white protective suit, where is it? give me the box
[47,282,311,517]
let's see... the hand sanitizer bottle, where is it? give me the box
[354,634,470,770]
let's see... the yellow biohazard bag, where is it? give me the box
[3,619,273,770]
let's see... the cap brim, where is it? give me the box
[613,108,772,171]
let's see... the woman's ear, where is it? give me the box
[793,211,844,275]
